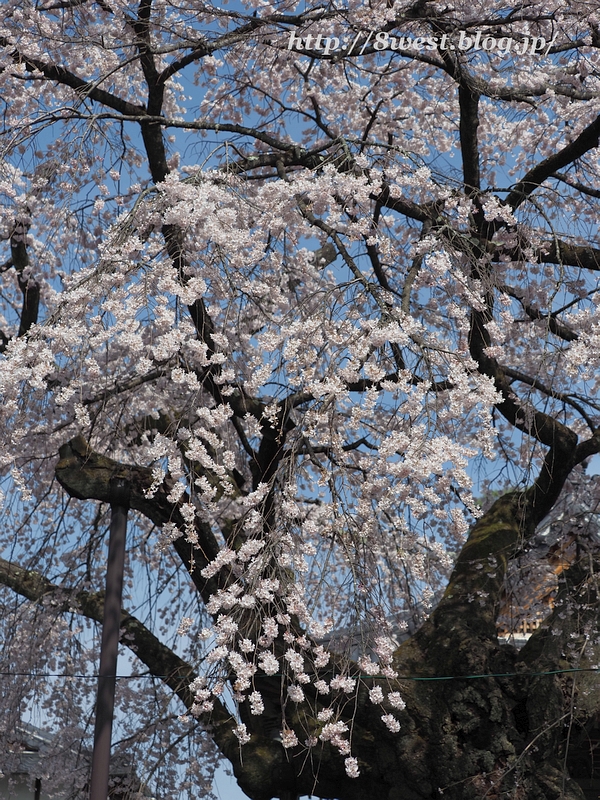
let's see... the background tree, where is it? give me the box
[1,2,600,799]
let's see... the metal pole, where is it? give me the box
[90,478,130,800]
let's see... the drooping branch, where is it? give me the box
[0,37,145,117]
[52,438,318,798]
[2,524,379,800]
[0,554,288,798]
[502,366,594,430]
[502,286,579,343]
[506,112,600,210]
[552,170,600,199]
[468,271,580,454]
[0,554,199,708]
[54,436,223,604]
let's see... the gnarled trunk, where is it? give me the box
[51,438,594,800]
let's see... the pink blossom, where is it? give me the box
[345,757,360,778]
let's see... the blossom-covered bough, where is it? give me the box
[2,1,600,798]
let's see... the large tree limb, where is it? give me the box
[502,286,579,342]
[536,239,600,271]
[0,37,145,117]
[0,555,199,708]
[54,436,223,604]
[0,540,361,800]
[506,113,600,210]
[0,555,292,800]
[469,301,577,450]
[502,366,594,430]
[458,83,481,197]
[8,217,40,340]
[418,424,581,656]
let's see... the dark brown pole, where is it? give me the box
[90,478,130,800]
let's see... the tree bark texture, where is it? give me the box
[50,436,594,800]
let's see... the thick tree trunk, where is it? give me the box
[52,438,592,800]
[226,495,590,800]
